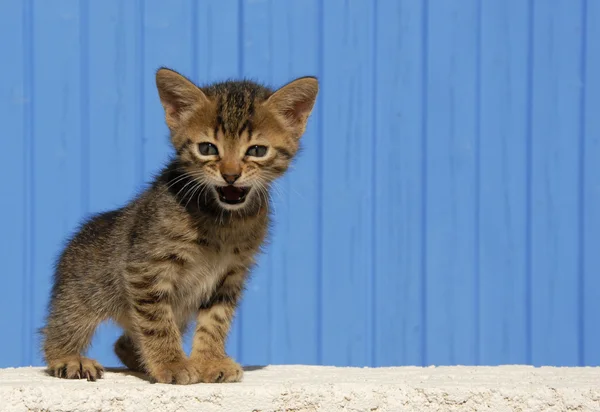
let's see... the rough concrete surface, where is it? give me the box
[0,365,599,411]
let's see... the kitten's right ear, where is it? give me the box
[155,68,209,130]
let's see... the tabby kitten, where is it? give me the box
[40,67,318,384]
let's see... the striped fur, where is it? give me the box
[40,68,318,384]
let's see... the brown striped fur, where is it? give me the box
[40,68,318,384]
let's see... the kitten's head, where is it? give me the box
[156,68,318,212]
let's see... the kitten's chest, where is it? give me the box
[172,231,257,318]
[180,246,236,295]
[169,213,267,317]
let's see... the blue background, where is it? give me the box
[0,0,599,369]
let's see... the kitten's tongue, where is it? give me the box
[221,186,245,201]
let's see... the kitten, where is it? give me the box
[40,67,318,384]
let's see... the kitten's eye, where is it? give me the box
[246,145,268,158]
[198,142,219,156]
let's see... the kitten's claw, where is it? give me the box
[216,371,224,383]
[48,356,104,381]
[85,370,96,382]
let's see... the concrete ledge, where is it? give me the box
[1,365,599,411]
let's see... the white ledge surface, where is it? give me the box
[1,365,599,411]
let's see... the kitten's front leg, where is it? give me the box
[128,266,197,384]
[189,268,246,383]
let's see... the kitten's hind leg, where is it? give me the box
[114,334,144,372]
[42,302,104,381]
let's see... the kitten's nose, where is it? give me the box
[222,173,240,185]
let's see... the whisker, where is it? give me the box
[174,178,199,201]
[165,172,208,199]
[186,176,212,209]
[289,185,305,201]
[253,182,264,211]
[184,182,204,210]
[166,173,193,190]
[254,180,271,213]
[270,181,285,201]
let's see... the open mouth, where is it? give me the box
[216,185,250,205]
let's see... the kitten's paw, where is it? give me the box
[48,356,104,381]
[151,361,201,385]
[151,357,243,384]
[194,357,243,383]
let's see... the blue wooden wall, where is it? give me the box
[0,0,598,369]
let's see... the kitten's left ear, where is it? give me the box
[264,76,319,138]
[156,67,209,130]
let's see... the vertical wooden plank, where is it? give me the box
[0,0,27,367]
[269,0,320,365]
[530,0,583,366]
[425,0,478,365]
[22,0,35,367]
[238,0,273,366]
[142,0,194,178]
[31,0,84,365]
[373,0,425,367]
[583,0,600,366]
[478,0,529,365]
[195,0,240,83]
[194,0,243,362]
[84,0,139,367]
[321,0,375,366]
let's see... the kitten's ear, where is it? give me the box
[156,68,209,129]
[265,76,319,138]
